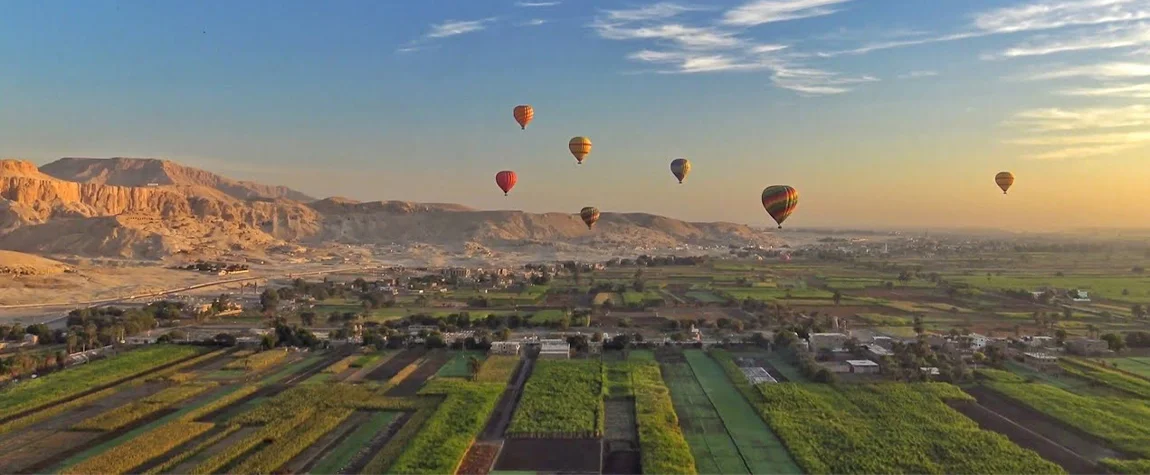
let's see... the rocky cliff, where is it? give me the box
[0,158,780,260]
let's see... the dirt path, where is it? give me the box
[479,356,532,441]
[948,399,1100,474]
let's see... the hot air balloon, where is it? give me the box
[569,137,592,165]
[495,171,517,196]
[995,171,1014,194]
[670,158,691,184]
[580,207,600,229]
[513,105,533,130]
[761,185,799,229]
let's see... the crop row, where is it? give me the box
[0,386,117,435]
[389,358,425,385]
[323,355,358,374]
[190,412,314,474]
[230,408,355,474]
[143,349,230,382]
[1101,458,1150,474]
[62,421,214,475]
[755,383,1062,474]
[1060,358,1150,399]
[362,400,439,473]
[181,384,263,422]
[987,380,1150,458]
[0,345,205,420]
[974,368,1028,383]
[143,424,243,475]
[630,361,697,475]
[387,380,505,474]
[222,349,287,371]
[474,355,519,383]
[232,383,382,424]
[73,383,215,431]
[508,360,603,436]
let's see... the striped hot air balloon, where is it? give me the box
[513,105,533,130]
[495,170,517,196]
[569,137,592,164]
[995,171,1014,194]
[670,158,691,184]
[761,185,799,229]
[580,206,600,229]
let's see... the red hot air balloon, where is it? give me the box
[495,171,517,196]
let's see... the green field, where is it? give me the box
[1105,357,1150,380]
[508,360,603,436]
[436,352,485,379]
[684,290,726,303]
[947,274,1150,304]
[682,350,800,474]
[661,362,748,474]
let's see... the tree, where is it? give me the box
[1101,333,1126,352]
[300,311,317,327]
[832,290,842,306]
[260,289,280,312]
[467,356,482,381]
[1055,328,1068,345]
[913,315,924,336]
[1133,304,1146,320]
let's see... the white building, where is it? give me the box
[490,341,521,355]
[539,339,570,359]
[1023,352,1060,371]
[846,359,880,374]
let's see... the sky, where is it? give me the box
[1,0,1148,231]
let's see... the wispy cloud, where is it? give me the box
[398,17,497,53]
[1057,82,1150,97]
[987,22,1150,58]
[973,0,1150,34]
[427,18,496,38]
[721,0,852,27]
[1005,104,1150,159]
[897,70,939,79]
[520,19,548,26]
[1019,61,1150,80]
[515,1,560,6]
[592,1,873,95]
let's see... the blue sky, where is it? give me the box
[1,0,1148,229]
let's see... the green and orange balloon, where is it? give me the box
[761,185,798,229]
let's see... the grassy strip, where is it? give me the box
[632,361,697,475]
[190,412,314,474]
[1101,458,1150,474]
[324,355,358,374]
[181,384,263,422]
[388,358,426,385]
[231,408,355,474]
[1061,358,1150,399]
[310,411,399,474]
[436,352,486,379]
[143,349,229,382]
[0,387,117,435]
[73,383,215,431]
[61,421,214,475]
[757,383,1061,474]
[475,355,519,384]
[987,381,1150,458]
[362,400,439,474]
[975,368,1029,383]
[232,384,381,425]
[143,424,243,475]
[350,353,385,368]
[508,360,603,437]
[222,349,288,371]
[0,345,205,420]
[388,380,505,474]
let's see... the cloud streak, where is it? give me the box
[988,22,1150,58]
[515,1,560,6]
[1019,61,1150,80]
[1005,104,1150,159]
[1057,82,1150,97]
[898,70,938,79]
[398,17,497,53]
[721,0,852,27]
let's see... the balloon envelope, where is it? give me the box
[580,206,600,229]
[761,185,799,229]
[569,137,592,164]
[995,171,1014,194]
[513,105,533,130]
[670,158,691,184]
[496,170,517,196]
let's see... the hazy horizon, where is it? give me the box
[2,0,1148,230]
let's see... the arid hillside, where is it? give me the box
[0,158,781,260]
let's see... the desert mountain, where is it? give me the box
[0,250,71,275]
[41,157,315,202]
[0,158,781,260]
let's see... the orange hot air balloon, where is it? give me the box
[580,207,600,229]
[569,137,592,165]
[761,185,799,229]
[495,171,517,196]
[995,171,1014,194]
[513,105,534,130]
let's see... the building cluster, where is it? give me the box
[174,261,250,276]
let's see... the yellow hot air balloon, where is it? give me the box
[569,137,592,165]
[513,105,533,130]
[670,158,690,184]
[580,207,600,229]
[995,171,1014,194]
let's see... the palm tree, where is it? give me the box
[467,356,482,381]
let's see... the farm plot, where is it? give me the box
[1105,357,1150,380]
[388,379,504,474]
[365,348,428,381]
[437,351,486,379]
[1060,358,1150,398]
[507,360,603,438]
[308,411,400,475]
[683,350,800,474]
[659,360,748,474]
[386,351,452,396]
[755,383,1064,474]
[984,380,1150,459]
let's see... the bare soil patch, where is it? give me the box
[457,441,501,475]
[365,348,427,381]
[947,399,1099,474]
[385,351,451,396]
[494,438,602,473]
